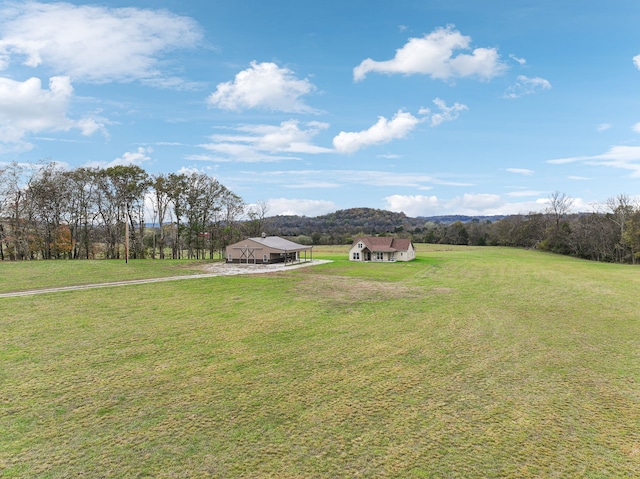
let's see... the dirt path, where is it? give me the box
[0,260,332,298]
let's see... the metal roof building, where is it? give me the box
[226,236,313,264]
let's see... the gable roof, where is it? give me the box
[353,236,413,252]
[241,236,311,252]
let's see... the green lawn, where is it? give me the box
[0,258,213,294]
[1,245,639,478]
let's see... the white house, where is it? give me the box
[349,237,416,262]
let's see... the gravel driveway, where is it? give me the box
[0,260,333,298]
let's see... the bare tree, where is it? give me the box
[607,194,637,263]
[244,200,270,238]
[547,191,574,230]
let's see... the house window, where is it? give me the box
[263,254,268,263]
[358,243,363,249]
[227,254,233,261]
[353,252,360,260]
[376,252,384,260]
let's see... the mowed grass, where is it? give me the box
[1,245,640,478]
[0,259,214,294]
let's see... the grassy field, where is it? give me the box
[0,258,213,294]
[1,245,639,478]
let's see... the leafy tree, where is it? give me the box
[0,162,31,260]
[243,200,269,238]
[212,187,244,258]
[182,172,223,259]
[105,165,150,259]
[623,208,640,264]
[26,163,71,259]
[606,194,635,263]
[150,173,172,259]
[165,172,189,259]
[65,167,99,259]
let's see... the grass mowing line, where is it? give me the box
[0,260,332,297]
[0,259,215,294]
[0,272,231,298]
[1,245,640,477]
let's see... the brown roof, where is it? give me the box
[353,237,413,252]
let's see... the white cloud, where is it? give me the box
[597,123,612,132]
[0,76,105,151]
[504,75,551,98]
[547,156,584,165]
[231,169,447,191]
[426,98,468,126]
[385,194,440,216]
[506,168,534,176]
[509,54,526,65]
[207,62,318,113]
[331,101,465,154]
[506,190,543,197]
[83,147,153,169]
[548,145,640,177]
[451,193,503,211]
[199,120,332,162]
[384,192,572,216]
[353,25,506,82]
[176,166,205,176]
[333,110,423,153]
[267,198,336,216]
[109,147,152,167]
[632,122,640,133]
[0,2,202,85]
[634,54,640,70]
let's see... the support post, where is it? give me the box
[125,218,129,264]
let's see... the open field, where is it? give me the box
[0,259,213,294]
[1,245,640,478]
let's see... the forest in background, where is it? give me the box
[2,162,640,264]
[267,192,640,264]
[0,162,265,261]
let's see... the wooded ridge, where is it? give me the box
[2,161,639,264]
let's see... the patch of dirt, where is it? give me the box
[294,275,426,304]
[199,260,333,276]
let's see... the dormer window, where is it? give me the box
[358,242,363,249]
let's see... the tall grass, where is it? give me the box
[1,245,639,477]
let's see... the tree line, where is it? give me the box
[2,163,638,265]
[267,193,640,265]
[0,162,268,261]
[411,192,640,264]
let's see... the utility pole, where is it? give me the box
[125,216,129,264]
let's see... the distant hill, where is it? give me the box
[417,214,507,224]
[264,207,505,240]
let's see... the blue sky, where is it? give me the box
[1,0,640,217]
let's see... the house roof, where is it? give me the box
[236,236,312,252]
[353,236,413,252]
